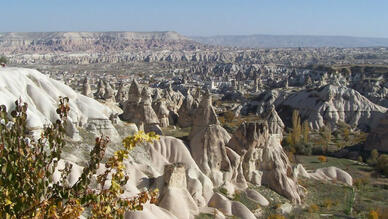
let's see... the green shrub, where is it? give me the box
[218,187,228,196]
[0,98,158,218]
[223,111,236,123]
[353,177,370,189]
[308,204,319,213]
[322,199,336,210]
[0,56,7,64]
[368,210,379,219]
[376,154,388,176]
[367,149,379,165]
[294,142,313,155]
[317,155,327,163]
[267,214,286,219]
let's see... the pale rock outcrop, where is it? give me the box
[81,77,93,98]
[188,93,303,204]
[227,121,304,204]
[265,105,285,137]
[103,82,115,102]
[127,79,142,102]
[94,79,105,99]
[190,124,246,188]
[190,126,228,178]
[294,164,353,186]
[120,80,142,124]
[116,136,215,219]
[224,147,248,191]
[159,187,199,219]
[311,167,353,186]
[227,121,269,155]
[208,193,256,219]
[64,121,81,141]
[227,121,268,185]
[115,83,126,105]
[260,135,304,203]
[152,88,163,102]
[158,164,199,219]
[188,94,248,191]
[142,136,214,207]
[0,67,120,141]
[86,118,121,142]
[138,87,161,134]
[125,203,178,219]
[177,90,198,128]
[281,85,387,130]
[153,99,170,128]
[52,159,182,219]
[277,203,293,215]
[244,189,269,207]
[163,84,184,112]
[192,89,202,106]
[52,159,84,187]
[242,89,288,115]
[189,90,219,140]
[293,164,310,179]
[198,207,226,219]
[163,163,187,188]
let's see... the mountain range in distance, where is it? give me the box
[0,31,388,51]
[191,34,388,48]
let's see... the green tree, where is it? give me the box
[319,125,332,153]
[302,120,310,143]
[368,149,379,165]
[223,111,235,123]
[0,56,7,64]
[0,98,158,218]
[284,110,312,155]
[291,110,301,145]
[377,154,388,176]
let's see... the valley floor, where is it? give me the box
[197,155,388,219]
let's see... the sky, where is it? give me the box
[0,0,387,38]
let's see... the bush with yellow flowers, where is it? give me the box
[267,214,286,219]
[308,204,319,213]
[317,155,327,163]
[368,210,379,219]
[0,97,159,218]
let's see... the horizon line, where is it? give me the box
[0,31,388,40]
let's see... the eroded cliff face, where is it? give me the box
[0,67,121,141]
[185,90,305,204]
[278,85,387,131]
[226,122,305,204]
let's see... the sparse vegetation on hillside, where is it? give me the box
[283,109,369,158]
[296,155,388,218]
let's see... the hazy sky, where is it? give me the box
[1,0,387,37]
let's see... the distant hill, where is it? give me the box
[191,35,388,48]
[0,31,204,54]
[0,31,189,41]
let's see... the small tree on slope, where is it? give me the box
[0,97,159,218]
